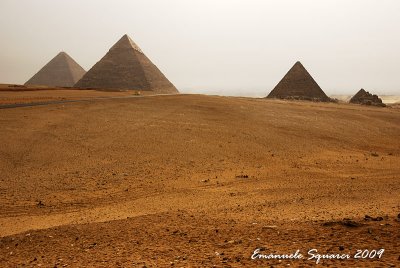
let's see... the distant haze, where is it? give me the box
[0,0,399,96]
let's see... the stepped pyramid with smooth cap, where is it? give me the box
[75,34,178,93]
[25,52,86,87]
[267,61,330,102]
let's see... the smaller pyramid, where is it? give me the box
[75,34,178,94]
[350,89,386,107]
[25,52,86,87]
[267,61,330,102]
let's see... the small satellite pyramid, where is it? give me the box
[267,61,330,102]
[75,34,178,93]
[25,52,86,87]
[350,89,386,107]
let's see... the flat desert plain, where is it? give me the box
[0,92,399,267]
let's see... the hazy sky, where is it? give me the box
[1,0,399,96]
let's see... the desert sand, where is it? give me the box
[0,90,399,267]
[0,85,141,106]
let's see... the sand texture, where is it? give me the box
[0,93,399,267]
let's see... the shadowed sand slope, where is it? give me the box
[25,52,86,87]
[0,95,399,266]
[75,35,178,94]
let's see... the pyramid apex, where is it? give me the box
[57,51,67,57]
[356,88,368,95]
[120,34,131,41]
[111,34,143,53]
[293,61,305,68]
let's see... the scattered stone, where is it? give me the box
[88,242,97,249]
[342,218,363,227]
[8,84,26,88]
[262,225,278,230]
[37,200,45,208]
[322,218,363,228]
[364,215,384,221]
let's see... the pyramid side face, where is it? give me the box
[75,35,178,93]
[267,62,329,101]
[25,52,86,87]
[63,53,87,85]
[135,52,178,94]
[75,46,150,90]
[349,89,368,103]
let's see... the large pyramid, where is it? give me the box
[25,52,86,87]
[267,61,330,102]
[75,34,178,93]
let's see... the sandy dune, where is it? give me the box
[0,93,399,267]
